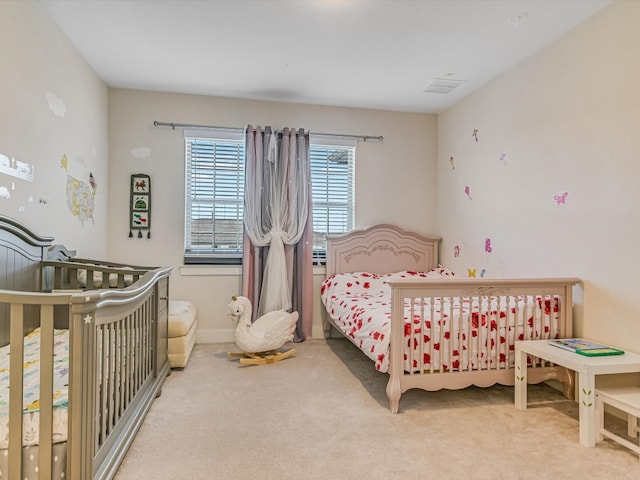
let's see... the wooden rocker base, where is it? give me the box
[227,348,297,365]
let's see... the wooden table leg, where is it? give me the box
[515,347,528,409]
[578,372,596,447]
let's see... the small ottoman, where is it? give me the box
[168,300,198,368]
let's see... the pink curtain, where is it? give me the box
[242,126,313,341]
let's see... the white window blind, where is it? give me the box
[310,143,355,257]
[184,130,355,264]
[184,129,245,263]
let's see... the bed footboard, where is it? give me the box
[386,278,581,413]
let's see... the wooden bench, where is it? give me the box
[595,386,640,460]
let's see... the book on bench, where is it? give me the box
[548,338,625,356]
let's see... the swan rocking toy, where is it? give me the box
[226,295,298,365]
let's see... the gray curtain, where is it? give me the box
[242,125,314,341]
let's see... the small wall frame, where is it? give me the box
[129,173,151,238]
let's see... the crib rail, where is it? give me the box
[43,259,152,290]
[0,289,72,480]
[68,266,171,480]
[0,265,171,480]
[386,277,581,413]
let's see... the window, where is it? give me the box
[309,140,356,260]
[184,130,355,264]
[184,129,245,264]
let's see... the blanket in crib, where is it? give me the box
[0,328,69,448]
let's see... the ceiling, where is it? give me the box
[40,0,612,114]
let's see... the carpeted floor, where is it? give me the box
[114,339,640,479]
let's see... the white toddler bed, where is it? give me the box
[321,224,581,413]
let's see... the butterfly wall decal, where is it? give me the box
[554,192,569,206]
[468,268,477,278]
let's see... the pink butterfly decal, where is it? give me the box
[454,245,460,258]
[485,237,492,254]
[553,192,568,206]
[464,185,471,199]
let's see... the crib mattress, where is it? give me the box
[321,271,561,373]
[0,328,69,448]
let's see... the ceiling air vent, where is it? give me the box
[422,78,467,94]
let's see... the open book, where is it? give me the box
[548,338,625,356]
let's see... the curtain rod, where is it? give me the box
[152,121,383,142]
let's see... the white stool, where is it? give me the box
[595,386,640,460]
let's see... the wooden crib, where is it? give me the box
[0,214,171,479]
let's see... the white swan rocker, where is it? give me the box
[226,295,298,365]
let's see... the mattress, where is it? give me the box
[0,328,69,448]
[321,270,561,373]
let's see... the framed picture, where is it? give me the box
[129,174,151,238]
[132,175,150,193]
[133,194,149,211]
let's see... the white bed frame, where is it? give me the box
[0,214,171,479]
[323,224,581,413]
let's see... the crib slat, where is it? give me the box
[101,324,108,444]
[8,304,24,479]
[39,306,54,480]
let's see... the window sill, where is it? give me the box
[180,265,241,276]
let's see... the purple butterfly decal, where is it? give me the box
[485,237,492,254]
[554,192,568,206]
[454,245,460,258]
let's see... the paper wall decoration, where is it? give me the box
[60,154,96,226]
[0,153,35,182]
[484,237,492,253]
[472,129,479,142]
[553,191,568,206]
[129,174,151,238]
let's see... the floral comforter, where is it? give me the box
[0,328,69,447]
[321,270,559,373]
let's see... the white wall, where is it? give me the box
[108,89,437,340]
[436,1,640,355]
[0,1,109,256]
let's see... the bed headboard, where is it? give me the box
[325,224,441,277]
[0,214,55,292]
